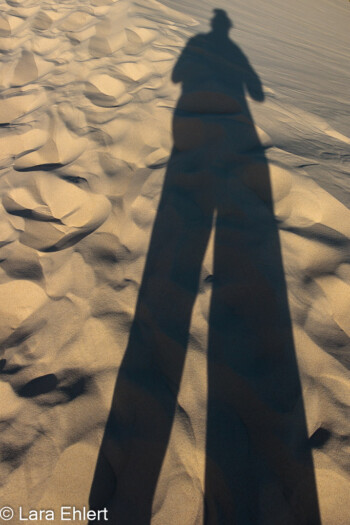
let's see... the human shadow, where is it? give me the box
[89,10,321,525]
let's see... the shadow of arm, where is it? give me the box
[245,60,265,102]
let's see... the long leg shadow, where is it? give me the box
[89,9,321,525]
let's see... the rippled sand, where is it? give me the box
[0,0,349,523]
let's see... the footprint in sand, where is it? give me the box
[11,50,38,86]
[85,74,131,107]
[31,11,52,32]
[3,173,111,251]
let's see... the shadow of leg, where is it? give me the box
[89,152,214,524]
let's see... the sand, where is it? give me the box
[0,0,349,524]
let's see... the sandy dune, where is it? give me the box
[0,0,349,524]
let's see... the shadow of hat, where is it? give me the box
[211,9,233,30]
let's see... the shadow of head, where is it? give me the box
[211,8,233,33]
